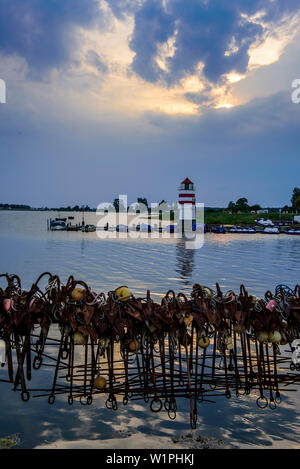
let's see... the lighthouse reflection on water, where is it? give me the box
[176,239,195,288]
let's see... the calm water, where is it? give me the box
[0,211,299,449]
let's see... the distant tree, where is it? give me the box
[227,201,237,213]
[137,197,148,208]
[282,205,290,213]
[294,195,300,210]
[0,203,31,210]
[157,200,169,221]
[136,197,149,215]
[113,198,125,213]
[113,198,120,212]
[236,198,250,212]
[250,204,262,212]
[291,187,300,208]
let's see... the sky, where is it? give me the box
[0,0,300,208]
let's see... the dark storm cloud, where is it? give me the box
[129,0,175,82]
[2,0,298,84]
[128,0,300,84]
[0,0,104,78]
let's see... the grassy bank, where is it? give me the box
[147,211,297,225]
[201,212,296,226]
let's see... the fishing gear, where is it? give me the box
[0,272,300,428]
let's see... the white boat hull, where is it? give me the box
[50,226,67,231]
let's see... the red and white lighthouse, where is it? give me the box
[178,177,196,233]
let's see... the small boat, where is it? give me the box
[229,227,257,234]
[285,228,300,235]
[81,224,96,232]
[211,226,226,234]
[50,219,67,231]
[116,224,128,232]
[139,223,153,232]
[263,227,280,234]
[255,218,274,226]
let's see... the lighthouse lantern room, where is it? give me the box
[178,177,196,233]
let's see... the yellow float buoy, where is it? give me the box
[73,331,86,345]
[198,336,210,348]
[71,288,84,302]
[94,375,107,390]
[115,286,131,302]
[268,330,281,344]
[203,287,213,298]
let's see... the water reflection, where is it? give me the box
[2,324,300,449]
[175,240,195,287]
[1,211,300,448]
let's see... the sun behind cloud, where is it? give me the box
[31,0,300,118]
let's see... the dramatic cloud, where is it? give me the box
[128,0,300,85]
[0,0,299,208]
[129,0,175,83]
[0,0,105,78]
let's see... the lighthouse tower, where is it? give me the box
[178,177,196,233]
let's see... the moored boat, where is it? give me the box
[285,228,300,235]
[229,226,256,233]
[263,227,280,234]
[211,226,226,233]
[81,224,96,232]
[50,219,67,231]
